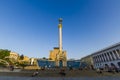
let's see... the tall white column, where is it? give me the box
[98,55,101,63]
[95,56,98,62]
[111,51,117,60]
[95,56,98,63]
[116,49,120,57]
[100,54,104,62]
[115,50,120,59]
[95,56,97,63]
[98,55,102,62]
[58,18,62,51]
[105,53,110,61]
[97,55,101,63]
[59,26,62,51]
[108,52,113,61]
[102,53,107,62]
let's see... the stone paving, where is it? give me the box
[0,77,120,80]
[0,68,21,72]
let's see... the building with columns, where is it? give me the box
[92,42,120,69]
[80,55,94,68]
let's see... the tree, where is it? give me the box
[0,49,10,59]
[48,58,52,60]
[42,57,46,60]
[19,61,28,69]
[19,54,24,60]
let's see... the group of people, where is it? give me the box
[32,68,66,77]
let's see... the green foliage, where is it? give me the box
[49,58,52,60]
[42,57,46,59]
[0,49,10,59]
[0,59,9,67]
[0,62,6,66]
[19,54,24,60]
[42,57,48,60]
[17,61,28,69]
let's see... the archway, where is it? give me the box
[59,60,63,68]
[104,64,109,70]
[105,64,109,68]
[117,62,120,68]
[111,63,116,69]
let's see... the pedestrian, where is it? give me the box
[32,69,39,77]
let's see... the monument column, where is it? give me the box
[56,18,67,67]
[58,18,62,51]
[55,18,63,67]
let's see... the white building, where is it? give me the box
[92,42,120,69]
[9,52,19,60]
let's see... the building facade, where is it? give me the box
[92,42,120,69]
[23,56,30,62]
[49,47,60,61]
[80,55,93,68]
[49,47,67,61]
[49,47,67,67]
[9,52,19,60]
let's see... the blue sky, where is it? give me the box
[0,0,120,59]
